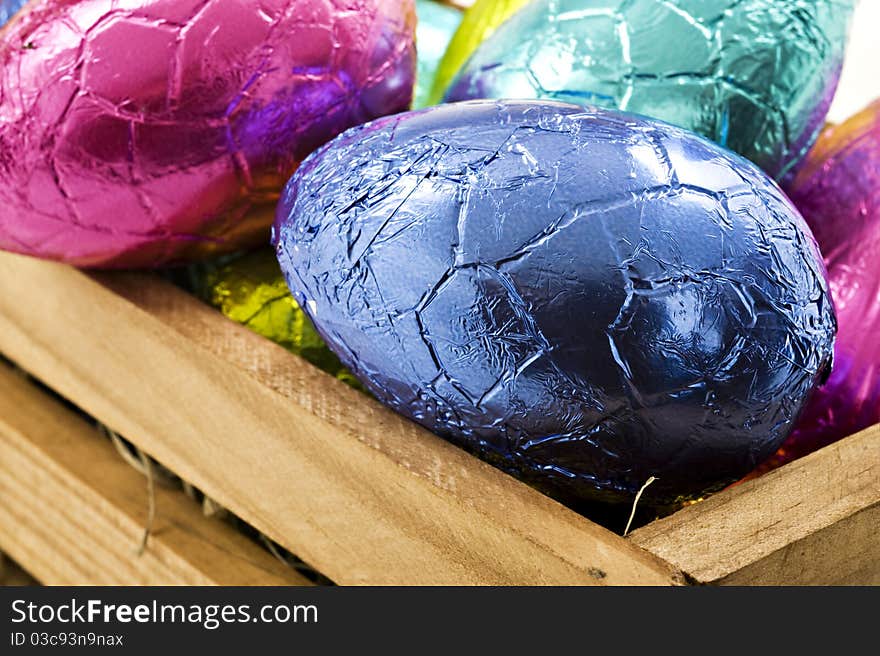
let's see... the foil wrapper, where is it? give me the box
[414,0,462,109]
[444,0,853,181]
[274,100,837,507]
[0,0,26,26]
[757,100,880,472]
[427,0,527,106]
[191,249,362,389]
[0,0,416,268]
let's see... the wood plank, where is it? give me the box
[0,251,682,586]
[0,363,310,586]
[629,424,880,585]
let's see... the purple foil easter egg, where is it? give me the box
[770,100,880,469]
[275,100,837,507]
[0,0,416,268]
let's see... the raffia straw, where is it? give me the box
[181,480,198,501]
[105,426,149,477]
[98,422,325,582]
[260,534,291,569]
[136,450,156,557]
[624,476,657,537]
[201,496,228,519]
[258,534,318,577]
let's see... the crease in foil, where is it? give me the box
[0,0,416,268]
[274,100,836,507]
[443,0,854,181]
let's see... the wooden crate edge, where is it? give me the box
[0,361,310,586]
[0,252,682,586]
[629,424,880,585]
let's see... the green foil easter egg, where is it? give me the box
[428,0,530,106]
[415,0,463,108]
[445,0,854,180]
[192,249,363,389]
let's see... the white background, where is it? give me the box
[825,0,878,122]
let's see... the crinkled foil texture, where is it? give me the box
[274,100,837,506]
[0,0,416,268]
[0,0,27,26]
[444,0,853,181]
[427,0,527,106]
[762,100,880,471]
[191,249,362,389]
[413,0,461,109]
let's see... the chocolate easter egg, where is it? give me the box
[190,249,361,389]
[761,100,880,471]
[274,100,836,507]
[0,0,416,268]
[414,0,462,109]
[445,0,853,181]
[427,0,527,106]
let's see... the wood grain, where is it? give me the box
[0,252,682,586]
[629,424,880,585]
[0,363,310,586]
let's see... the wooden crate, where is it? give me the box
[0,251,877,586]
[0,358,309,586]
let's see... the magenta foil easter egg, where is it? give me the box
[0,0,416,268]
[769,100,880,469]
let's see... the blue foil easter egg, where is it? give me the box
[0,0,27,26]
[445,0,854,181]
[274,100,836,506]
[414,0,462,109]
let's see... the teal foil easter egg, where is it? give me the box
[445,0,854,181]
[415,0,463,108]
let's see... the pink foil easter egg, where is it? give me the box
[0,0,416,268]
[765,100,880,470]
